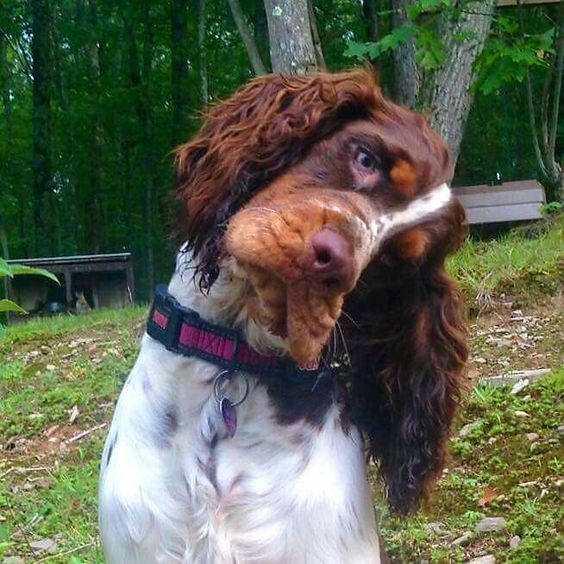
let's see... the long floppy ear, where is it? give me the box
[174,69,383,288]
[346,200,468,514]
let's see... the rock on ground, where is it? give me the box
[475,516,507,533]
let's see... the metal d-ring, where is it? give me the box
[213,370,250,407]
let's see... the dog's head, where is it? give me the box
[175,69,468,513]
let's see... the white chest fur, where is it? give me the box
[99,265,380,563]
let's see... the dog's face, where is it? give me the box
[175,70,467,514]
[225,118,453,366]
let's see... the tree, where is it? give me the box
[264,0,317,74]
[31,0,53,255]
[523,3,563,201]
[347,0,496,161]
[228,0,267,75]
[171,0,190,145]
[472,2,563,201]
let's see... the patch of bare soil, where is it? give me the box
[467,294,563,380]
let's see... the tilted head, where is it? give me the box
[175,69,468,513]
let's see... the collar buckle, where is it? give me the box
[147,285,185,351]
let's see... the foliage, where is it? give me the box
[475,17,555,95]
[0,257,59,337]
[541,201,564,215]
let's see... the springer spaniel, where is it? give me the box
[99,69,467,563]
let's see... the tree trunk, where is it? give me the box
[197,0,208,107]
[0,215,9,260]
[228,0,267,75]
[31,0,52,256]
[264,0,317,74]
[142,2,155,294]
[171,0,189,145]
[391,0,419,107]
[0,34,12,134]
[307,0,326,70]
[423,0,496,161]
[363,0,379,42]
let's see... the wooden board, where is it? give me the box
[498,0,561,6]
[454,180,546,224]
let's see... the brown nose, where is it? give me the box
[309,229,354,291]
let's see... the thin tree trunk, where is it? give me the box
[252,3,271,70]
[0,215,9,260]
[423,0,496,161]
[142,2,155,294]
[197,0,208,107]
[391,0,419,107]
[31,0,52,256]
[88,0,103,252]
[307,0,326,70]
[363,0,379,42]
[171,0,189,145]
[0,35,12,134]
[264,0,317,74]
[228,0,267,75]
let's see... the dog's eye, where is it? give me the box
[355,150,379,172]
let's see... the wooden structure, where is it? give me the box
[454,179,546,225]
[4,253,135,315]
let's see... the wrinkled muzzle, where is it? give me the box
[225,181,453,366]
[225,199,373,367]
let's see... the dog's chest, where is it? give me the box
[100,342,379,563]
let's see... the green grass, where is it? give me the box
[378,368,564,563]
[0,307,147,563]
[0,218,562,562]
[447,214,563,310]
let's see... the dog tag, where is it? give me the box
[220,398,237,437]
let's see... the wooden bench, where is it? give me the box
[453,180,546,225]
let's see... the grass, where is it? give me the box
[0,308,146,563]
[378,368,564,563]
[0,218,562,562]
[447,213,563,311]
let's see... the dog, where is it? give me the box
[99,69,467,563]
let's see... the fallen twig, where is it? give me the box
[36,541,95,562]
[65,423,107,444]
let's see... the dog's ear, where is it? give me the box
[346,201,468,514]
[174,69,383,288]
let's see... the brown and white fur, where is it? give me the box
[99,69,467,563]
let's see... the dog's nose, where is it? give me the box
[309,229,354,291]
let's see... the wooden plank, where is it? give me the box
[456,186,544,209]
[465,203,543,224]
[454,179,545,196]
[498,0,560,6]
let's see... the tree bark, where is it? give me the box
[228,0,267,75]
[142,1,155,294]
[391,0,420,107]
[307,0,326,70]
[197,0,208,107]
[0,34,12,135]
[423,0,496,161]
[171,0,189,145]
[0,215,9,260]
[363,0,379,43]
[264,0,317,74]
[31,0,53,256]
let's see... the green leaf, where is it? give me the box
[0,258,13,278]
[0,324,5,339]
[344,26,414,61]
[0,299,27,314]
[9,264,60,284]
